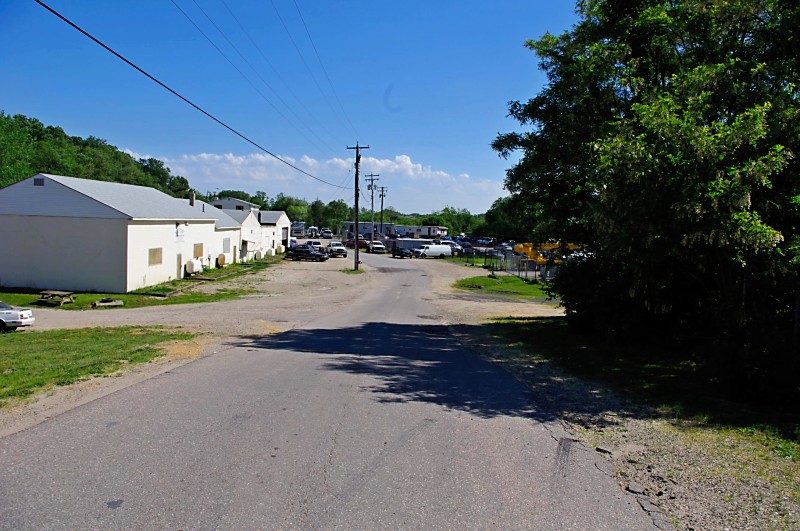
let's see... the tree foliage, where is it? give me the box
[495,0,800,398]
[0,112,194,196]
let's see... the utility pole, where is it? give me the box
[347,143,368,270]
[365,173,379,238]
[379,186,388,235]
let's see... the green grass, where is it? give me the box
[454,274,549,298]
[0,287,255,310]
[0,326,195,406]
[340,268,365,275]
[0,256,282,310]
[487,316,800,460]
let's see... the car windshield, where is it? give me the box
[0,301,11,309]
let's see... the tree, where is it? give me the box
[308,199,326,227]
[495,0,800,393]
[323,199,351,231]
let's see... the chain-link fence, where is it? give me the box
[473,250,558,282]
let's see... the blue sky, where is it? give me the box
[1,1,579,214]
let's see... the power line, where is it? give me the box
[33,0,347,190]
[180,0,341,158]
[218,0,343,158]
[291,0,358,139]
[270,0,356,139]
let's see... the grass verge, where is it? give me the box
[488,316,799,458]
[0,256,282,310]
[483,315,799,527]
[0,326,196,407]
[454,274,549,298]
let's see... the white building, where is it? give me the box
[181,197,243,267]
[0,174,236,293]
[395,225,449,238]
[258,211,291,250]
[341,221,396,238]
[227,209,263,261]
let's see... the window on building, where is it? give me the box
[34,178,44,186]
[148,248,163,266]
[236,205,244,210]
[193,243,204,259]
[223,238,231,253]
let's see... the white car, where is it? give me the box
[0,301,35,332]
[368,241,386,254]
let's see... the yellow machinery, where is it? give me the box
[513,242,582,265]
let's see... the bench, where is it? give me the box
[37,290,77,306]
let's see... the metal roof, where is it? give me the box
[180,198,240,229]
[41,174,209,221]
[259,211,287,224]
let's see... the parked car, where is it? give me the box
[286,244,329,262]
[321,228,333,239]
[0,301,35,332]
[306,240,325,253]
[367,241,386,254]
[344,236,368,249]
[326,241,347,258]
[392,247,413,259]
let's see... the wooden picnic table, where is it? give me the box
[37,290,77,306]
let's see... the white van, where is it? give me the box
[413,244,452,258]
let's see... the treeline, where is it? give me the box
[0,111,489,236]
[493,0,800,402]
[0,112,191,197]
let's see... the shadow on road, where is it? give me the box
[227,322,642,425]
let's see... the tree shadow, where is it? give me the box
[226,322,650,425]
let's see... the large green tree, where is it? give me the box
[495,0,800,390]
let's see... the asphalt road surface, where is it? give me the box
[0,254,655,529]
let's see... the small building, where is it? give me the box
[258,211,291,250]
[341,221,396,239]
[0,174,233,293]
[394,225,449,238]
[227,209,262,262]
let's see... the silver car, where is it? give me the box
[0,301,35,332]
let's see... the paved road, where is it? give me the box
[0,254,654,529]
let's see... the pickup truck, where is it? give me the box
[286,244,329,262]
[326,241,348,258]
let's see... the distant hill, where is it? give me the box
[0,111,190,197]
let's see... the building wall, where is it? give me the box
[126,220,219,291]
[341,221,396,238]
[0,214,129,292]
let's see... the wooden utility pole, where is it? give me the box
[379,186,388,235]
[347,143,368,270]
[365,173,379,238]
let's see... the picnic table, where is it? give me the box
[37,290,77,306]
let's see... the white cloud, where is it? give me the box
[126,149,506,213]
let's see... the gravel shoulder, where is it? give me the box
[2,257,795,529]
